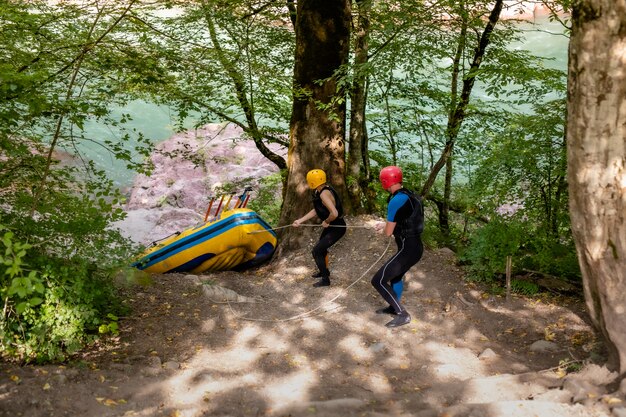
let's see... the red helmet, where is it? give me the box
[379,166,402,190]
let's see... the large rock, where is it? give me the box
[114,123,285,245]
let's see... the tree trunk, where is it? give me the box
[441,151,452,236]
[420,0,503,198]
[278,0,351,248]
[567,0,626,374]
[438,8,465,236]
[347,0,371,213]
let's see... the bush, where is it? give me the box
[459,214,581,289]
[0,227,128,363]
[520,239,581,281]
[460,216,527,282]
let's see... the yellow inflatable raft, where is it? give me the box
[132,208,277,274]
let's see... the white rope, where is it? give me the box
[226,238,393,323]
[247,223,371,234]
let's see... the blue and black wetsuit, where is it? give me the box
[312,185,346,279]
[371,188,424,314]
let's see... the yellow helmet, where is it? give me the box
[306,169,326,189]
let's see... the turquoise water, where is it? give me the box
[78,16,569,188]
[76,100,183,187]
[513,16,570,69]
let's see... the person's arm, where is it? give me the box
[382,221,396,237]
[293,208,317,227]
[381,193,406,236]
[319,190,339,228]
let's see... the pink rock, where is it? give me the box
[116,123,285,245]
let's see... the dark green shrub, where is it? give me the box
[510,279,540,295]
[460,216,527,281]
[1,226,129,363]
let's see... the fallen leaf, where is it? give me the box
[103,398,118,406]
[604,397,622,405]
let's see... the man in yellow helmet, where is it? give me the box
[293,169,346,287]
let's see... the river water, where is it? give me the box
[78,15,569,188]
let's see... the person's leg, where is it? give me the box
[376,275,404,315]
[392,275,404,300]
[371,237,423,327]
[376,237,404,315]
[312,226,346,287]
[371,253,406,314]
[312,229,332,277]
[311,254,329,278]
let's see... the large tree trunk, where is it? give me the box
[347,0,371,214]
[567,0,626,374]
[278,0,351,248]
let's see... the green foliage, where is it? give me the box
[510,279,540,295]
[0,1,153,363]
[518,237,581,281]
[460,215,527,281]
[247,173,283,226]
[460,213,581,286]
[139,0,293,150]
[0,226,129,363]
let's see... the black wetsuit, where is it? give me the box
[312,185,346,278]
[371,188,424,314]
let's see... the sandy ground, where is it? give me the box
[1,215,622,417]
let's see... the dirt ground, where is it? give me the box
[1,215,623,417]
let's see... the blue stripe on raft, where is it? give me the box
[167,240,277,274]
[134,213,275,270]
[170,253,216,273]
[160,214,264,256]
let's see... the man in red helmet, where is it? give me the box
[371,166,424,327]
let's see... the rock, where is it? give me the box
[529,340,559,352]
[613,407,626,417]
[163,361,180,370]
[532,388,573,403]
[141,367,161,377]
[369,342,386,353]
[202,284,255,303]
[113,123,285,245]
[563,378,606,403]
[561,364,619,404]
[478,348,497,360]
[572,364,619,386]
[182,274,202,285]
[147,356,161,368]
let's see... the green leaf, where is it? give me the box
[15,302,28,315]
[29,297,43,306]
